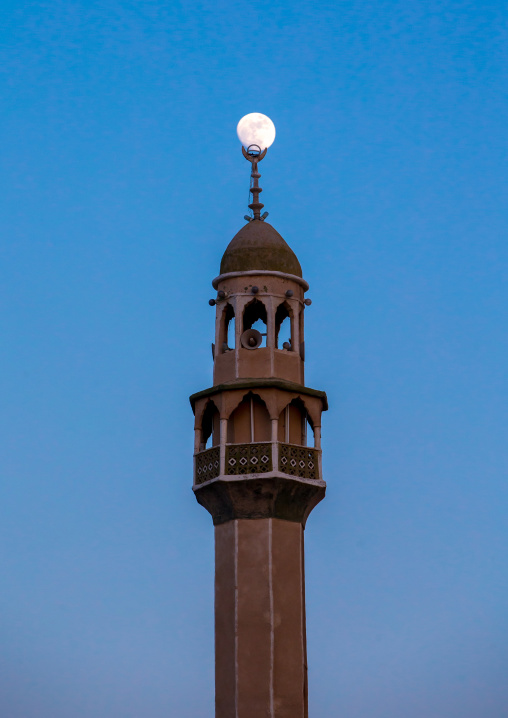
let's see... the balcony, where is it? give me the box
[194,442,321,485]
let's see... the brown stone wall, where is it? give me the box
[227,395,272,444]
[227,398,251,443]
[215,521,236,717]
[215,518,307,718]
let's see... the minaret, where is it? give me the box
[190,115,327,718]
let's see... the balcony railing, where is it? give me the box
[226,442,272,475]
[278,443,319,480]
[194,442,321,484]
[194,446,220,485]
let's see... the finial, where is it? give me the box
[237,113,276,222]
[243,145,267,221]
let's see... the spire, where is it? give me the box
[236,112,276,222]
[242,145,269,222]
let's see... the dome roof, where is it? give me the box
[220,220,302,277]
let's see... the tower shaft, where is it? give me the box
[215,519,307,718]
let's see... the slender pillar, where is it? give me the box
[271,417,279,470]
[219,418,228,476]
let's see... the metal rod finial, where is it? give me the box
[242,146,268,221]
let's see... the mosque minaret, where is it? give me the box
[190,115,327,718]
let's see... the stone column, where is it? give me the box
[271,417,279,473]
[194,428,202,453]
[219,418,228,476]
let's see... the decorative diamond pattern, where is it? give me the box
[195,446,220,485]
[196,443,319,483]
[278,443,319,480]
[226,443,272,475]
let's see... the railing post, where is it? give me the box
[219,419,227,477]
[314,425,322,480]
[271,419,279,472]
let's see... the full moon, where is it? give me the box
[237,113,276,151]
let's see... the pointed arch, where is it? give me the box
[219,302,235,353]
[299,305,305,358]
[227,392,271,444]
[201,400,220,450]
[278,397,314,446]
[275,300,294,350]
[242,298,268,347]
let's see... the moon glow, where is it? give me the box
[237,113,276,150]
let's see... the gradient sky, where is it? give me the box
[1,1,507,716]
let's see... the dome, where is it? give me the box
[220,220,302,277]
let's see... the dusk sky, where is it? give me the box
[1,1,508,716]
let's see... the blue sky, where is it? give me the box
[1,1,507,716]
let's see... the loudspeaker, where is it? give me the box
[240,328,263,350]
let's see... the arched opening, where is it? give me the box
[242,299,267,348]
[201,401,220,450]
[299,306,305,360]
[278,398,314,446]
[219,303,235,353]
[227,393,271,444]
[275,301,293,350]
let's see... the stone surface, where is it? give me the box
[194,474,326,527]
[220,220,302,277]
[215,519,308,718]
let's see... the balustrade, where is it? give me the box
[194,446,220,485]
[278,443,319,480]
[226,442,272,475]
[194,441,321,484]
